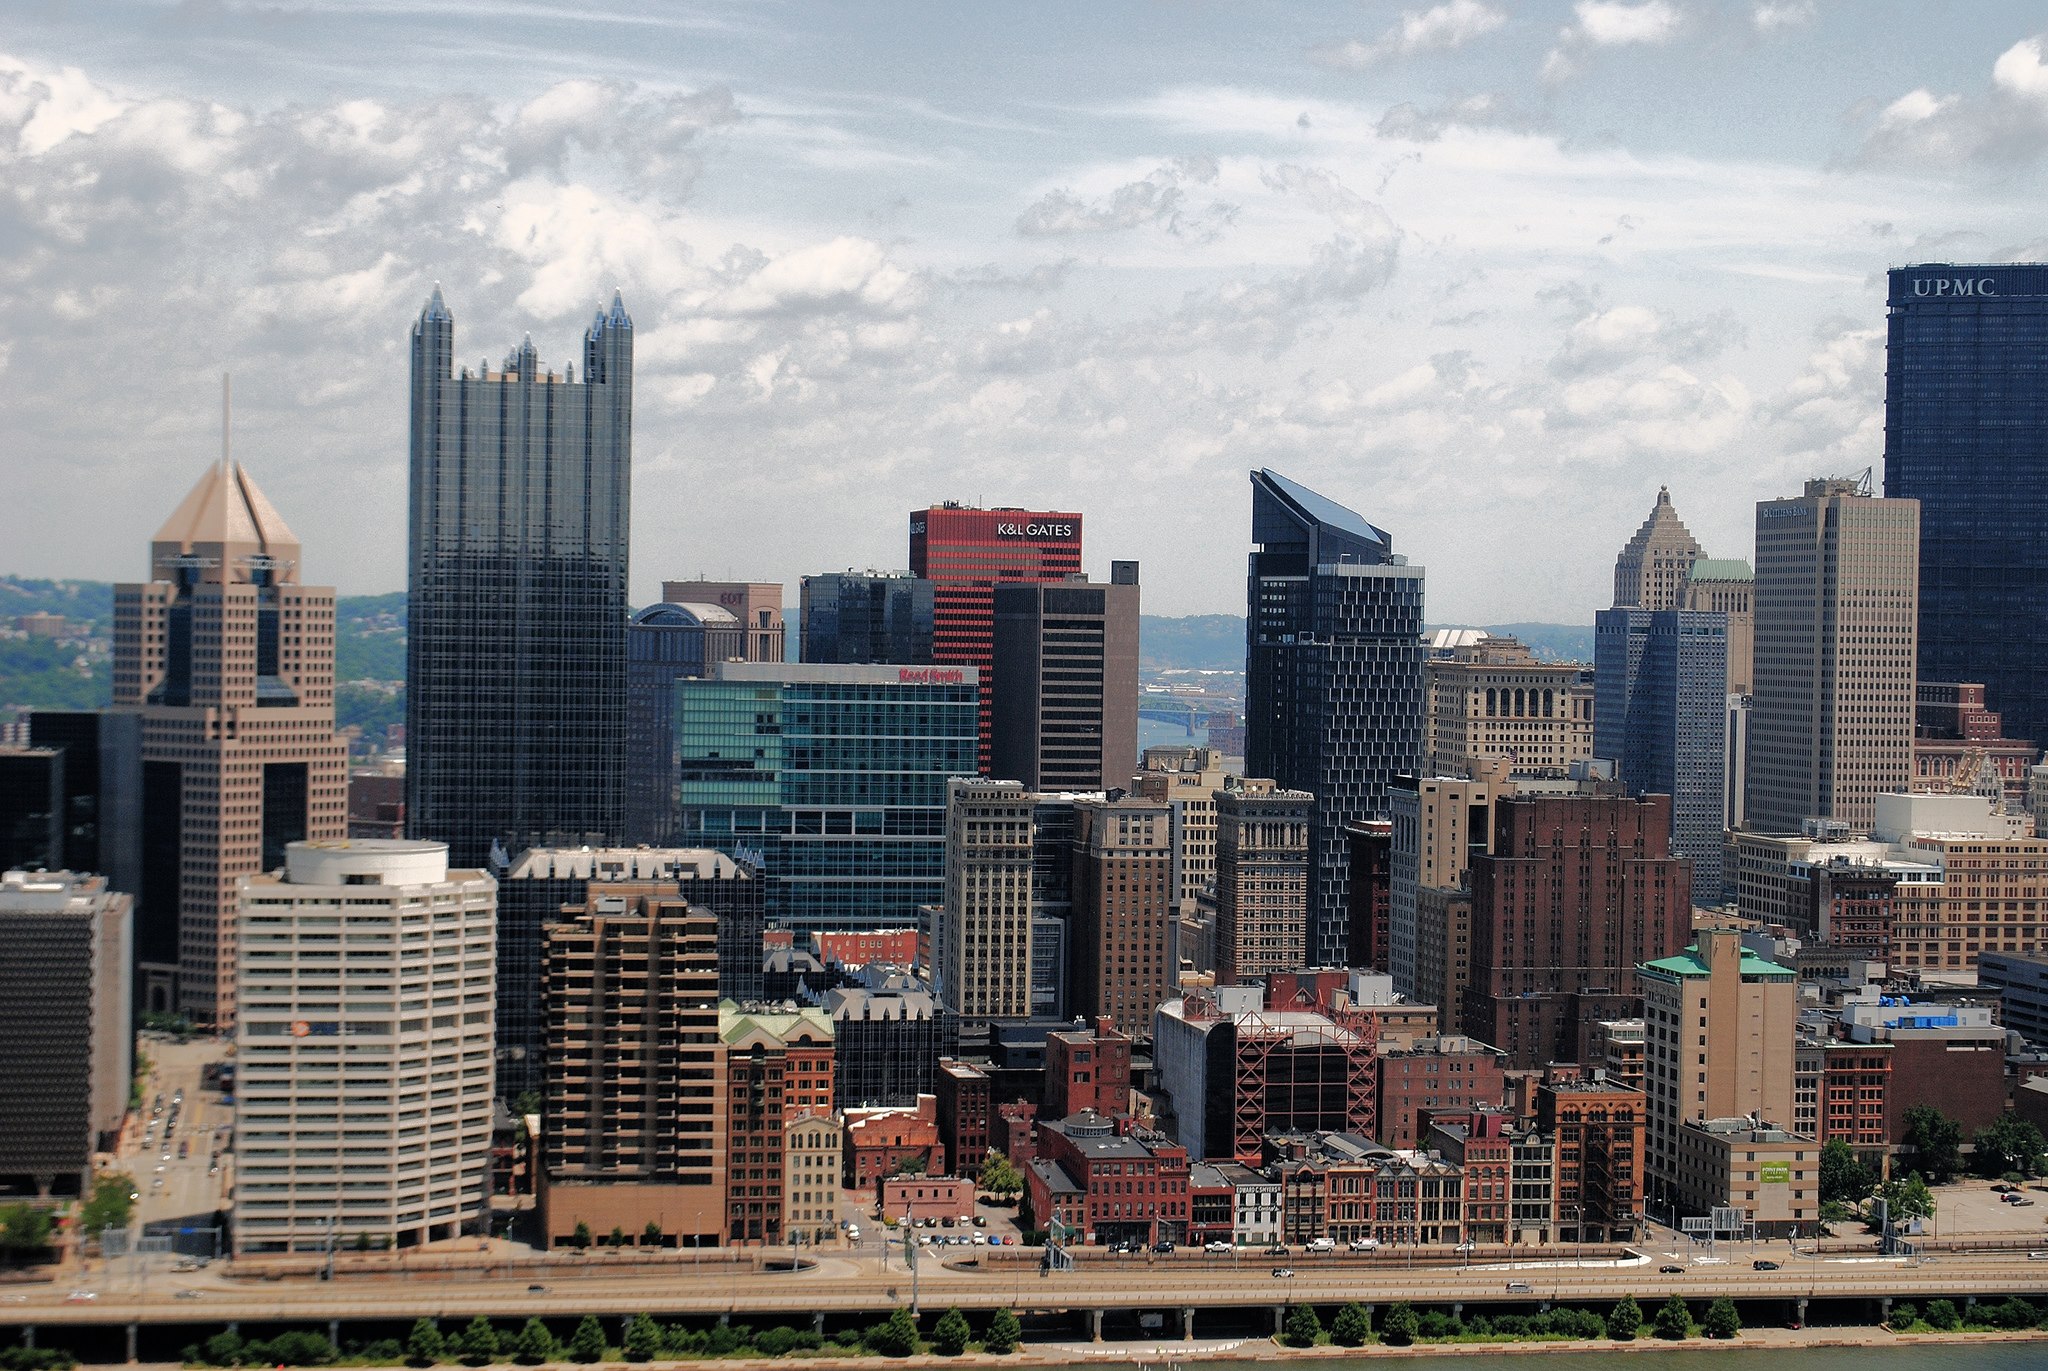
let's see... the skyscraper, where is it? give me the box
[1594,608,1729,906]
[934,778,1036,1023]
[406,288,633,869]
[1612,487,1703,610]
[1212,781,1313,986]
[116,455,347,1024]
[990,563,1140,792]
[909,502,1084,772]
[1884,264,2048,747]
[624,601,747,843]
[1068,792,1175,1038]
[1748,477,1919,835]
[799,571,935,665]
[1246,469,1425,967]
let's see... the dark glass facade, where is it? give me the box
[624,602,745,843]
[799,571,935,665]
[406,288,632,869]
[672,662,978,935]
[1885,264,2048,746]
[1246,470,1425,967]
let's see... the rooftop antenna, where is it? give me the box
[221,373,232,474]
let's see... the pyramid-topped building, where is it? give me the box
[1613,487,1703,610]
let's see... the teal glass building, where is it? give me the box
[672,663,979,936]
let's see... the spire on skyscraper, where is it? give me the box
[421,284,451,323]
[1613,486,1704,610]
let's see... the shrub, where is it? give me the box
[702,1325,743,1356]
[752,1326,801,1357]
[1924,1300,1961,1332]
[622,1314,661,1363]
[266,1332,337,1367]
[1281,1304,1322,1347]
[202,1332,247,1367]
[983,1308,1021,1356]
[1984,1297,2039,1331]
[829,1328,864,1349]
[660,1326,704,1358]
[454,1318,498,1367]
[1703,1298,1741,1340]
[513,1320,556,1366]
[1889,1302,1917,1329]
[863,1308,918,1358]
[406,1321,446,1368]
[1608,1296,1641,1342]
[1418,1310,1463,1339]
[567,1315,607,1363]
[360,1341,404,1364]
[1330,1303,1370,1347]
[1381,1303,1419,1347]
[1653,1296,1691,1340]
[930,1309,972,1357]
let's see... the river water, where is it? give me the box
[1197,1347,2038,1371]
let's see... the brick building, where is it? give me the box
[1023,1109,1190,1247]
[1374,1035,1507,1149]
[1534,1075,1645,1244]
[1044,1018,1132,1118]
[720,1003,835,1244]
[936,1059,992,1176]
[844,1094,942,1187]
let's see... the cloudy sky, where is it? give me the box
[6,1,2048,621]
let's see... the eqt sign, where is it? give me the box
[1912,276,1998,297]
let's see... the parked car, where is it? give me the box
[1270,1267,1295,1279]
[1264,1243,1289,1256]
[1753,1260,1781,1270]
[1660,1265,1685,1274]
[1506,1281,1532,1294]
[1349,1237,1379,1252]
[1151,1241,1175,1254]
[1305,1236,1335,1253]
[1204,1240,1234,1254]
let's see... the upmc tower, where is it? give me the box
[1885,264,2048,747]
[910,502,1083,772]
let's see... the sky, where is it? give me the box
[5,1,2048,621]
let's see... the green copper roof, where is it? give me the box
[1641,945,1794,980]
[1688,558,1753,582]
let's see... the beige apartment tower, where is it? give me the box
[1388,759,1516,1018]
[115,456,348,1025]
[1614,487,1705,611]
[1638,927,1798,1199]
[1213,781,1313,984]
[935,779,1036,1021]
[1748,477,1920,835]
[539,885,728,1248]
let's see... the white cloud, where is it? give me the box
[1993,36,2048,104]
[1309,1,1507,70]
[1751,1,1815,31]
[1544,0,1683,81]
[1016,157,1233,240]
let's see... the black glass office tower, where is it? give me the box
[1885,264,2048,747]
[799,571,935,665]
[406,288,633,868]
[1245,469,1425,968]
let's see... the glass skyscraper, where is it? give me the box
[1885,264,2048,746]
[405,287,633,868]
[671,662,978,935]
[1245,469,1425,968]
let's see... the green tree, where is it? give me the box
[1923,1299,1961,1332]
[1281,1304,1322,1347]
[1975,1114,2047,1178]
[76,1174,135,1237]
[202,1332,247,1366]
[863,1308,919,1357]
[1608,1296,1642,1342]
[1653,1296,1691,1340]
[1703,1298,1741,1340]
[930,1309,972,1357]
[567,1316,607,1364]
[888,1152,928,1178]
[608,1226,626,1249]
[1819,1139,1875,1205]
[640,1220,662,1248]
[1381,1303,1419,1346]
[266,1332,337,1366]
[406,1319,445,1367]
[983,1309,1021,1356]
[511,1091,544,1118]
[1876,1172,1935,1222]
[1903,1105,1964,1183]
[1889,1303,1918,1329]
[570,1222,592,1250]
[513,1320,556,1366]
[1330,1303,1371,1348]
[455,1318,497,1367]
[621,1314,661,1362]
[977,1151,1023,1198]
[0,1204,54,1255]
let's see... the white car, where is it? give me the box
[845,1224,860,1241]
[1349,1237,1379,1252]
[1305,1237,1335,1253]
[1204,1240,1234,1254]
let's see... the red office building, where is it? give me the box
[910,503,1084,771]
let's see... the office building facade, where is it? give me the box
[116,459,348,1024]
[0,870,131,1197]
[1680,559,1754,695]
[1388,763,1514,1013]
[910,502,1084,773]
[800,571,935,666]
[659,581,786,663]
[673,662,977,935]
[1246,469,1425,966]
[934,779,1036,1022]
[1069,794,1175,1037]
[625,600,746,843]
[1424,633,1593,780]
[1884,264,2048,749]
[1613,487,1704,611]
[1212,782,1313,984]
[234,841,495,1252]
[1748,477,1920,835]
[406,288,632,868]
[991,565,1140,792]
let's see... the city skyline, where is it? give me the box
[9,5,2048,620]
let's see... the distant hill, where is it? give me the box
[1446,622,1595,665]
[1137,615,1594,672]
[0,575,114,631]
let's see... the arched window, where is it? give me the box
[1485,688,1496,717]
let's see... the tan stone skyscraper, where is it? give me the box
[1613,487,1704,610]
[1213,780,1312,985]
[115,454,347,1025]
[1748,477,1919,835]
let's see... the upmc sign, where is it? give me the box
[899,668,965,684]
[1910,276,1999,297]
